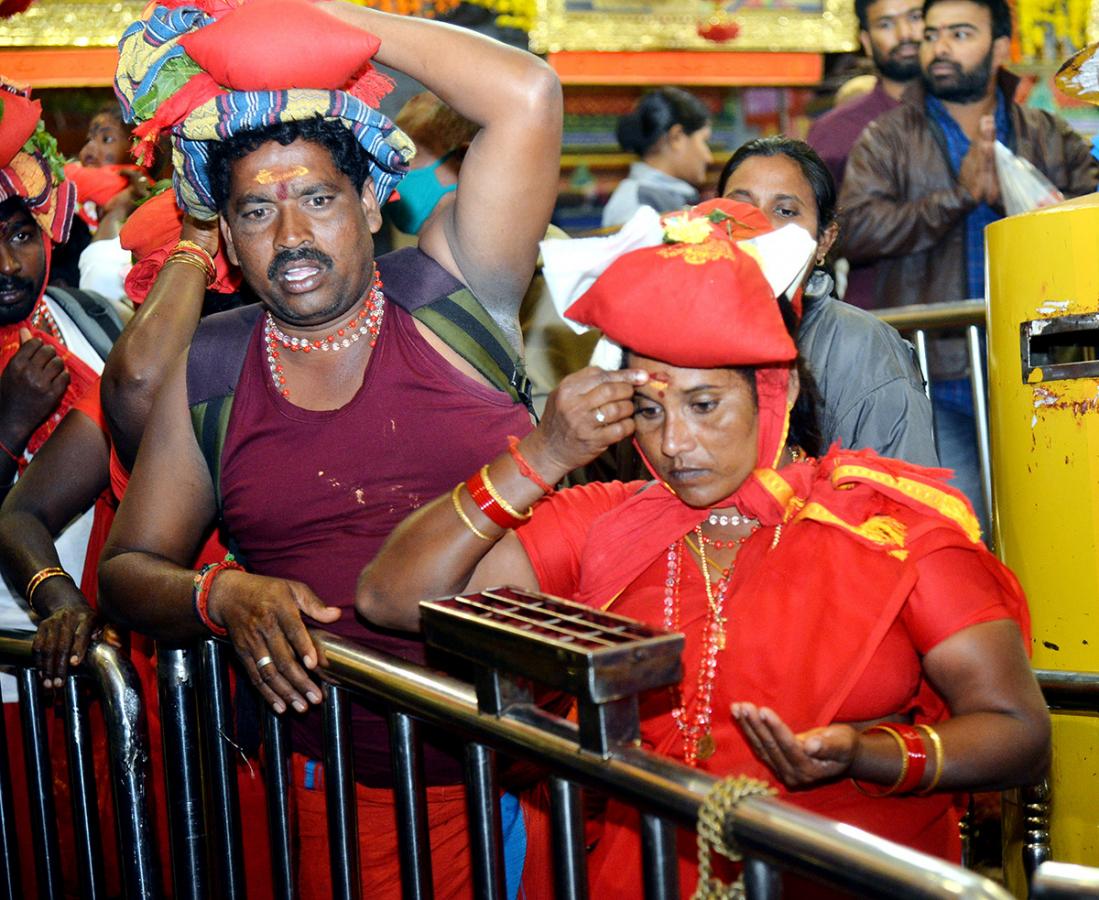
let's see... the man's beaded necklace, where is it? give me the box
[263,267,384,399]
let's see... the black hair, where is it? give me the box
[616,88,711,158]
[923,0,1012,38]
[855,0,874,31]
[774,296,823,457]
[716,136,837,238]
[0,196,29,222]
[93,103,127,126]
[206,116,374,213]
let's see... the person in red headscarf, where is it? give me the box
[355,199,1049,896]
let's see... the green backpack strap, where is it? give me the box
[410,285,536,417]
[189,393,235,520]
[186,304,264,564]
[378,247,536,419]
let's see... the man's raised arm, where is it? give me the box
[319,2,563,335]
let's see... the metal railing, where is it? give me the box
[158,629,1012,899]
[0,629,159,900]
[4,619,1069,900]
[1031,861,1099,898]
[874,299,992,538]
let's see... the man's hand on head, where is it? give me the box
[0,330,70,449]
[206,569,342,714]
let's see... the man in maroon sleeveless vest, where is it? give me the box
[100,2,561,896]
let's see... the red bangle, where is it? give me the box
[853,724,928,797]
[507,435,554,495]
[465,469,523,530]
[193,559,244,637]
[890,723,929,793]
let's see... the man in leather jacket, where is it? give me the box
[835,0,1098,535]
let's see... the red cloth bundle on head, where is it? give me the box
[0,80,75,247]
[114,0,412,218]
[120,189,240,303]
[178,0,390,102]
[563,203,796,370]
[0,84,41,166]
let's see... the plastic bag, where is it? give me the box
[993,141,1064,216]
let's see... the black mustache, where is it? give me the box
[267,247,334,282]
[929,57,962,72]
[0,274,35,294]
[890,41,920,56]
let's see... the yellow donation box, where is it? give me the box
[986,193,1099,891]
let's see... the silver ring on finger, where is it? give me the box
[255,655,274,669]
[594,407,607,425]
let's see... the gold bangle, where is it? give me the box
[451,483,492,541]
[915,724,944,794]
[174,239,216,269]
[479,465,532,520]
[851,725,908,797]
[25,567,73,607]
[165,252,214,283]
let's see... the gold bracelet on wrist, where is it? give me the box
[25,567,74,608]
[479,465,532,521]
[451,483,492,541]
[166,252,214,284]
[851,725,909,797]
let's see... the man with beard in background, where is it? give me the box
[835,0,1098,537]
[808,0,924,189]
[807,0,924,308]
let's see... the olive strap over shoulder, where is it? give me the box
[377,248,535,417]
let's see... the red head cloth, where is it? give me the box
[120,188,241,303]
[536,199,820,606]
[564,201,796,370]
[0,80,75,247]
[561,198,810,478]
[0,83,42,167]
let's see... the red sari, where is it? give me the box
[514,453,1028,897]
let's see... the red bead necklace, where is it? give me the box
[263,268,384,398]
[697,530,752,552]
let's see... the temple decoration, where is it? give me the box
[530,0,858,54]
[464,0,536,32]
[1013,0,1097,65]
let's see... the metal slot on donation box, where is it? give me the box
[1021,312,1099,383]
[421,587,683,757]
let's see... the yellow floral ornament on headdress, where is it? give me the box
[662,213,712,244]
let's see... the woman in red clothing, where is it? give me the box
[356,197,1049,895]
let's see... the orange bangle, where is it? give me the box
[507,435,554,495]
[193,559,243,636]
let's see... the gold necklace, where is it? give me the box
[694,526,726,649]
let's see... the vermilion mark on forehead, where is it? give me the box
[255,165,310,197]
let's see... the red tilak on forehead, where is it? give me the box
[255,165,310,200]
